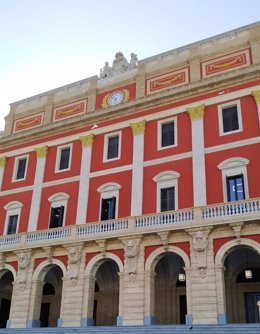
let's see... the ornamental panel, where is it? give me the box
[13,113,44,133]
[52,99,87,122]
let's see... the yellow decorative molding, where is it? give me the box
[80,133,94,147]
[35,146,48,158]
[0,156,7,168]
[187,104,206,121]
[130,120,146,135]
[252,90,260,104]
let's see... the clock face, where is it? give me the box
[108,91,124,106]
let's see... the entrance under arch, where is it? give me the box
[39,265,63,327]
[224,246,260,323]
[154,252,187,324]
[93,259,119,326]
[0,270,14,328]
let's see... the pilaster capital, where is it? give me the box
[187,104,205,121]
[80,133,94,147]
[130,120,146,135]
[0,156,7,168]
[35,146,48,158]
[252,90,260,104]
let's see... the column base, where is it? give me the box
[218,313,228,324]
[6,320,12,328]
[27,320,40,328]
[185,314,193,325]
[144,315,156,325]
[57,318,63,327]
[117,316,123,326]
[81,318,94,326]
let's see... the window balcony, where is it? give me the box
[0,198,259,252]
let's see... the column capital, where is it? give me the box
[252,90,260,104]
[80,133,94,147]
[187,104,205,121]
[35,146,48,158]
[0,156,7,168]
[130,120,146,135]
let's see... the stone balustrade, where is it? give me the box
[0,198,259,252]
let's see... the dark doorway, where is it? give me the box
[244,293,260,323]
[0,298,11,328]
[179,295,187,324]
[40,303,51,327]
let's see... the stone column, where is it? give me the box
[0,156,7,191]
[81,274,96,326]
[27,146,48,232]
[252,90,260,127]
[76,134,94,224]
[144,270,156,325]
[130,120,146,216]
[117,272,124,326]
[185,267,193,325]
[27,280,44,327]
[215,265,228,324]
[187,104,207,207]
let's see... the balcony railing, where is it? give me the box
[0,198,259,251]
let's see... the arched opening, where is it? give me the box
[154,252,187,324]
[224,246,260,323]
[39,265,63,327]
[0,270,14,328]
[93,259,119,326]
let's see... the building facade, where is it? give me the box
[0,22,260,328]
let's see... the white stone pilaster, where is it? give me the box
[76,134,94,224]
[252,90,260,126]
[187,105,207,207]
[130,120,146,216]
[0,156,7,191]
[28,146,48,232]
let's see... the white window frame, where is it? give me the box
[48,192,70,227]
[12,154,29,182]
[97,182,121,220]
[153,171,180,213]
[4,201,23,235]
[217,157,249,202]
[103,131,122,162]
[157,116,177,151]
[218,100,243,136]
[55,144,72,173]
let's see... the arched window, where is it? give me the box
[97,183,121,221]
[48,193,70,228]
[4,201,23,235]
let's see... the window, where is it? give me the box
[103,132,121,162]
[49,206,64,228]
[101,197,116,221]
[158,117,177,150]
[4,201,23,235]
[153,171,180,213]
[218,100,242,135]
[7,215,18,235]
[13,155,28,181]
[97,182,121,220]
[218,157,249,202]
[161,187,175,211]
[48,193,70,228]
[226,174,245,202]
[55,144,72,172]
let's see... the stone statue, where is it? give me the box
[67,247,82,286]
[124,239,140,281]
[193,231,208,252]
[68,247,81,264]
[18,252,30,270]
[17,252,30,288]
[99,52,138,79]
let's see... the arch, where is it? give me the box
[48,192,70,203]
[145,246,190,271]
[215,238,260,266]
[0,265,16,281]
[153,171,180,183]
[85,253,124,276]
[3,201,23,210]
[97,182,122,193]
[32,259,66,281]
[217,157,249,170]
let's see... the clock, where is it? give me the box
[102,89,130,108]
[108,91,124,106]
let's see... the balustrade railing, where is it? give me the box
[0,198,259,250]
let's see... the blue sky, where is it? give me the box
[0,0,260,131]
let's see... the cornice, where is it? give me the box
[1,64,260,150]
